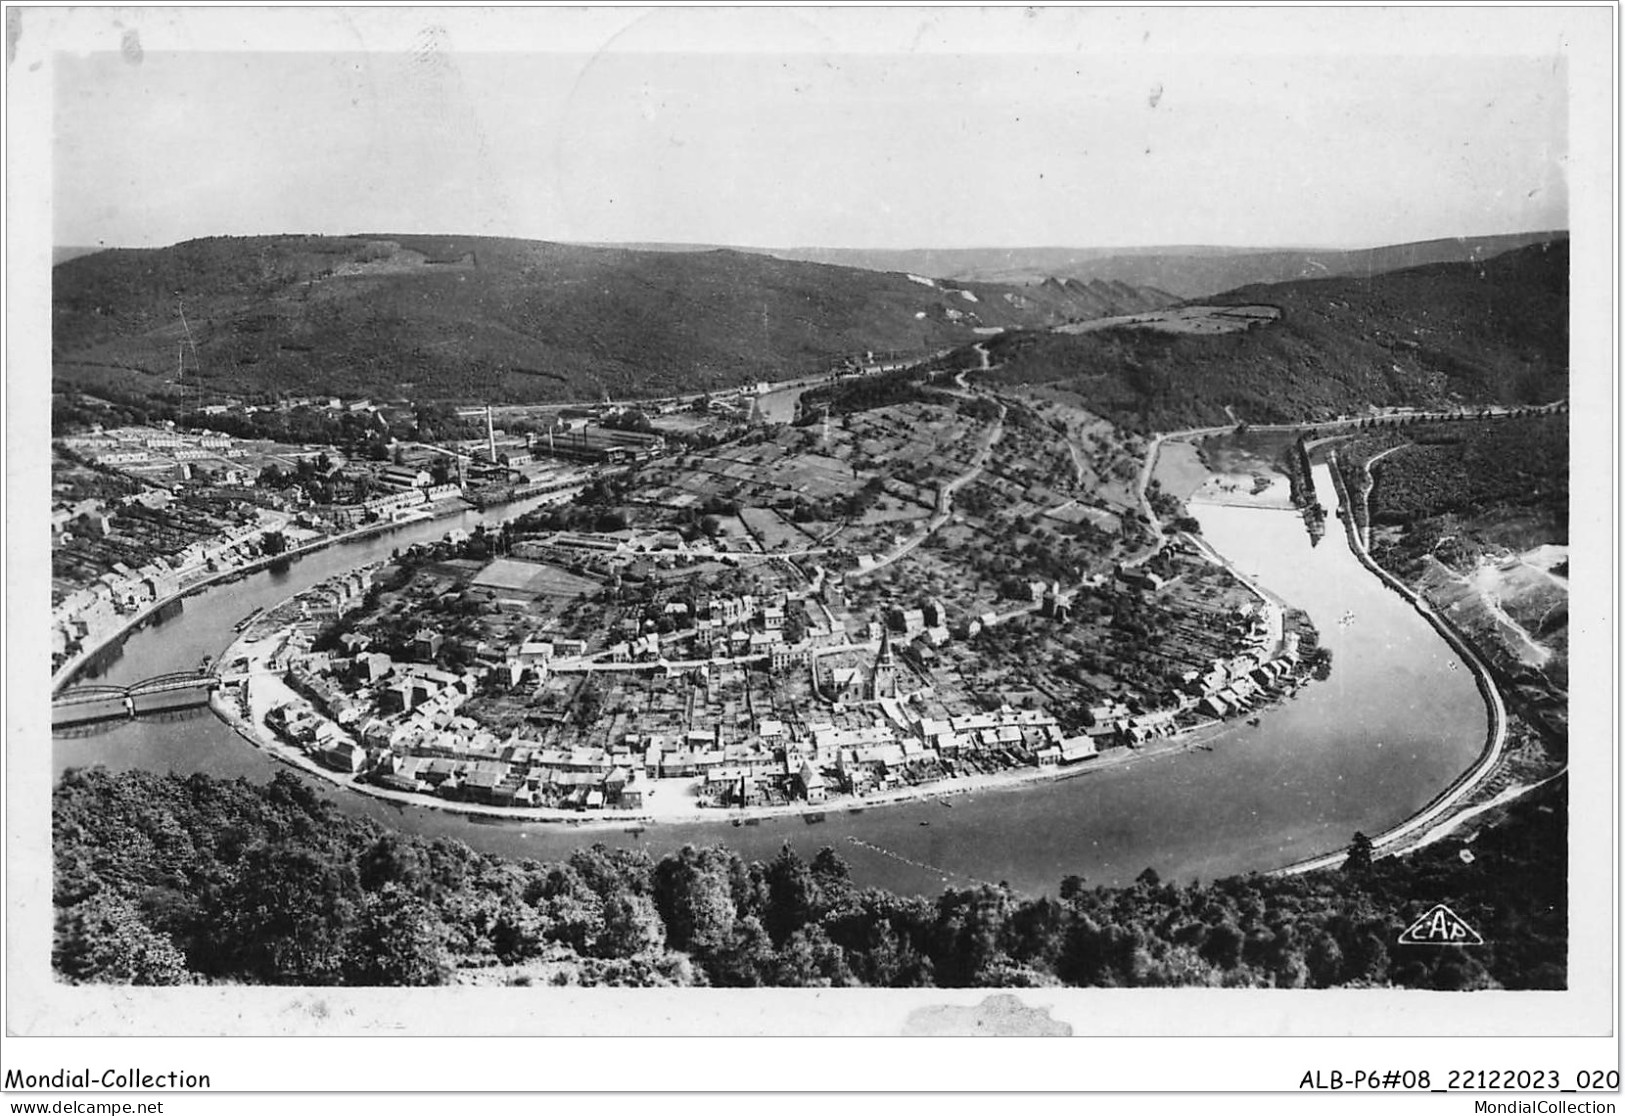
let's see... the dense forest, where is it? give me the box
[54,766,1565,990]
[794,369,937,422]
[1355,414,1568,530]
[1334,412,1569,585]
[51,235,1150,408]
[972,241,1569,433]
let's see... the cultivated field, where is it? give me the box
[1055,304,1283,336]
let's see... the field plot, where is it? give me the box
[706,515,759,550]
[643,442,863,508]
[928,545,1279,725]
[1002,389,1146,509]
[738,506,816,551]
[1151,441,1214,501]
[1056,304,1282,336]
[1041,500,1123,532]
[854,496,933,527]
[470,557,601,601]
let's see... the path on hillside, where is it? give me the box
[848,399,1006,577]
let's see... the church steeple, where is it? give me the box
[868,621,897,701]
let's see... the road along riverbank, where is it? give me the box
[210,595,1235,830]
[1267,454,1508,874]
[56,434,1491,895]
[51,501,478,696]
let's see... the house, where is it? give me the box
[1058,736,1099,763]
[922,597,948,628]
[383,676,434,714]
[412,628,443,661]
[355,652,394,684]
[770,641,811,672]
[616,770,645,810]
[378,466,432,490]
[796,761,828,804]
[320,740,367,774]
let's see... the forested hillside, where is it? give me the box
[52,235,1171,407]
[771,231,1563,297]
[1336,412,1570,740]
[973,240,1569,432]
[54,766,1565,990]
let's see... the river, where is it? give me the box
[53,464,1488,897]
[753,383,810,425]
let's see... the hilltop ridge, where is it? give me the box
[973,238,1569,431]
[767,231,1566,299]
[52,234,1171,406]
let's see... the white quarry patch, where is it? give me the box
[914,311,928,319]
[1520,544,1568,573]
[958,289,978,303]
[906,274,937,288]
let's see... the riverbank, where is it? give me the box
[209,656,1237,830]
[1268,456,1508,875]
[55,410,1505,894]
[50,498,489,696]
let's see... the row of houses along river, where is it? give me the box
[51,463,1488,897]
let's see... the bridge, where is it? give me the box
[52,671,219,730]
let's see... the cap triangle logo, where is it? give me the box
[1397,902,1484,946]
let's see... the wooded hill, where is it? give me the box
[972,240,1569,432]
[54,766,1564,989]
[774,231,1565,298]
[52,234,1172,407]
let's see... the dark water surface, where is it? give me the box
[54,465,1487,896]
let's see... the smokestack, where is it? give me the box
[486,405,496,463]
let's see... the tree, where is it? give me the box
[763,844,821,946]
[572,682,604,729]
[708,915,777,987]
[54,894,191,985]
[1306,931,1345,987]
[931,884,1016,986]
[346,884,449,985]
[596,893,667,958]
[358,832,431,895]
[1343,831,1375,877]
[214,843,358,985]
[773,925,854,987]
[652,846,740,956]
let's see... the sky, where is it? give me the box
[40,7,1580,252]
